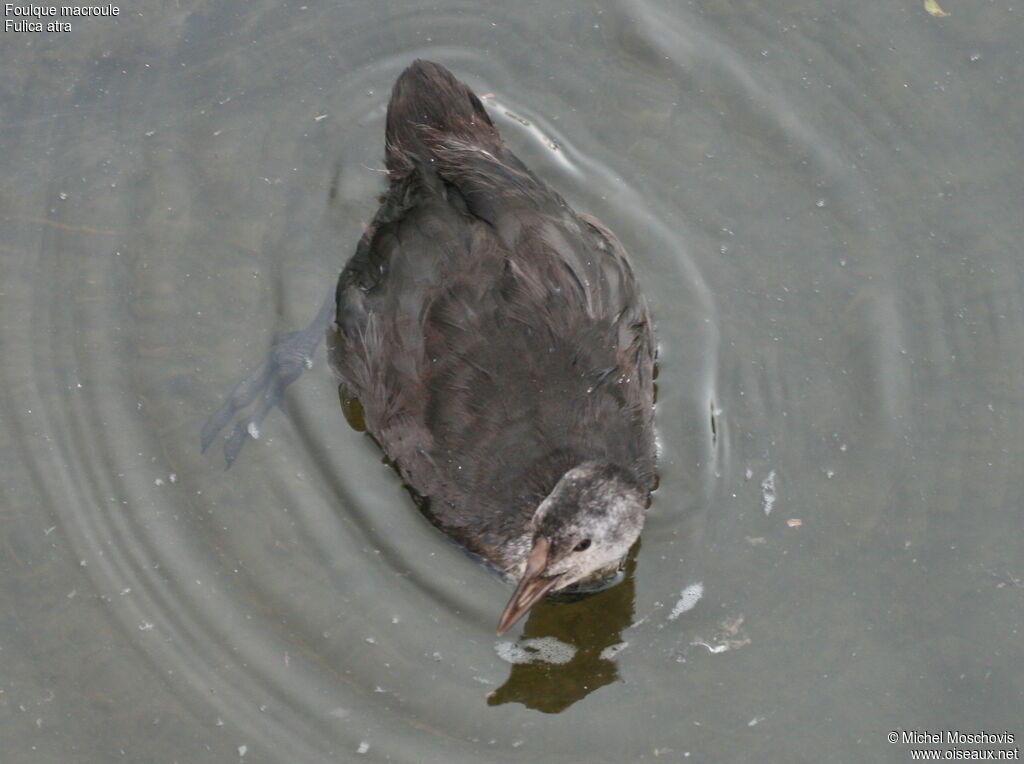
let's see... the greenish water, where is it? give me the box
[1,1,1022,761]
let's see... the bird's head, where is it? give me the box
[496,461,646,635]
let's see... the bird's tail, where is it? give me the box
[384,60,501,176]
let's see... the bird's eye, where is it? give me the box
[573,539,592,553]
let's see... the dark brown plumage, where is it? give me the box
[326,61,657,633]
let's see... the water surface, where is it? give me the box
[2,0,1023,761]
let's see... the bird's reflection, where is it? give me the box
[487,544,639,713]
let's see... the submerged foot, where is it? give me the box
[200,288,335,467]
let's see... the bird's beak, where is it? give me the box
[496,536,560,635]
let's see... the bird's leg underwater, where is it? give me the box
[200,287,335,468]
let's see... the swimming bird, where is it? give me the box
[329,60,657,635]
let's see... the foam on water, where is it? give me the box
[494,637,577,665]
[668,582,704,620]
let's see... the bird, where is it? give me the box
[328,60,657,635]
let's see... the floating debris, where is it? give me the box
[985,569,1023,588]
[668,582,704,620]
[691,614,751,654]
[600,642,629,660]
[924,0,950,17]
[761,471,777,516]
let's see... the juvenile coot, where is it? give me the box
[329,61,657,634]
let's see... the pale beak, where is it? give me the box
[496,536,560,635]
